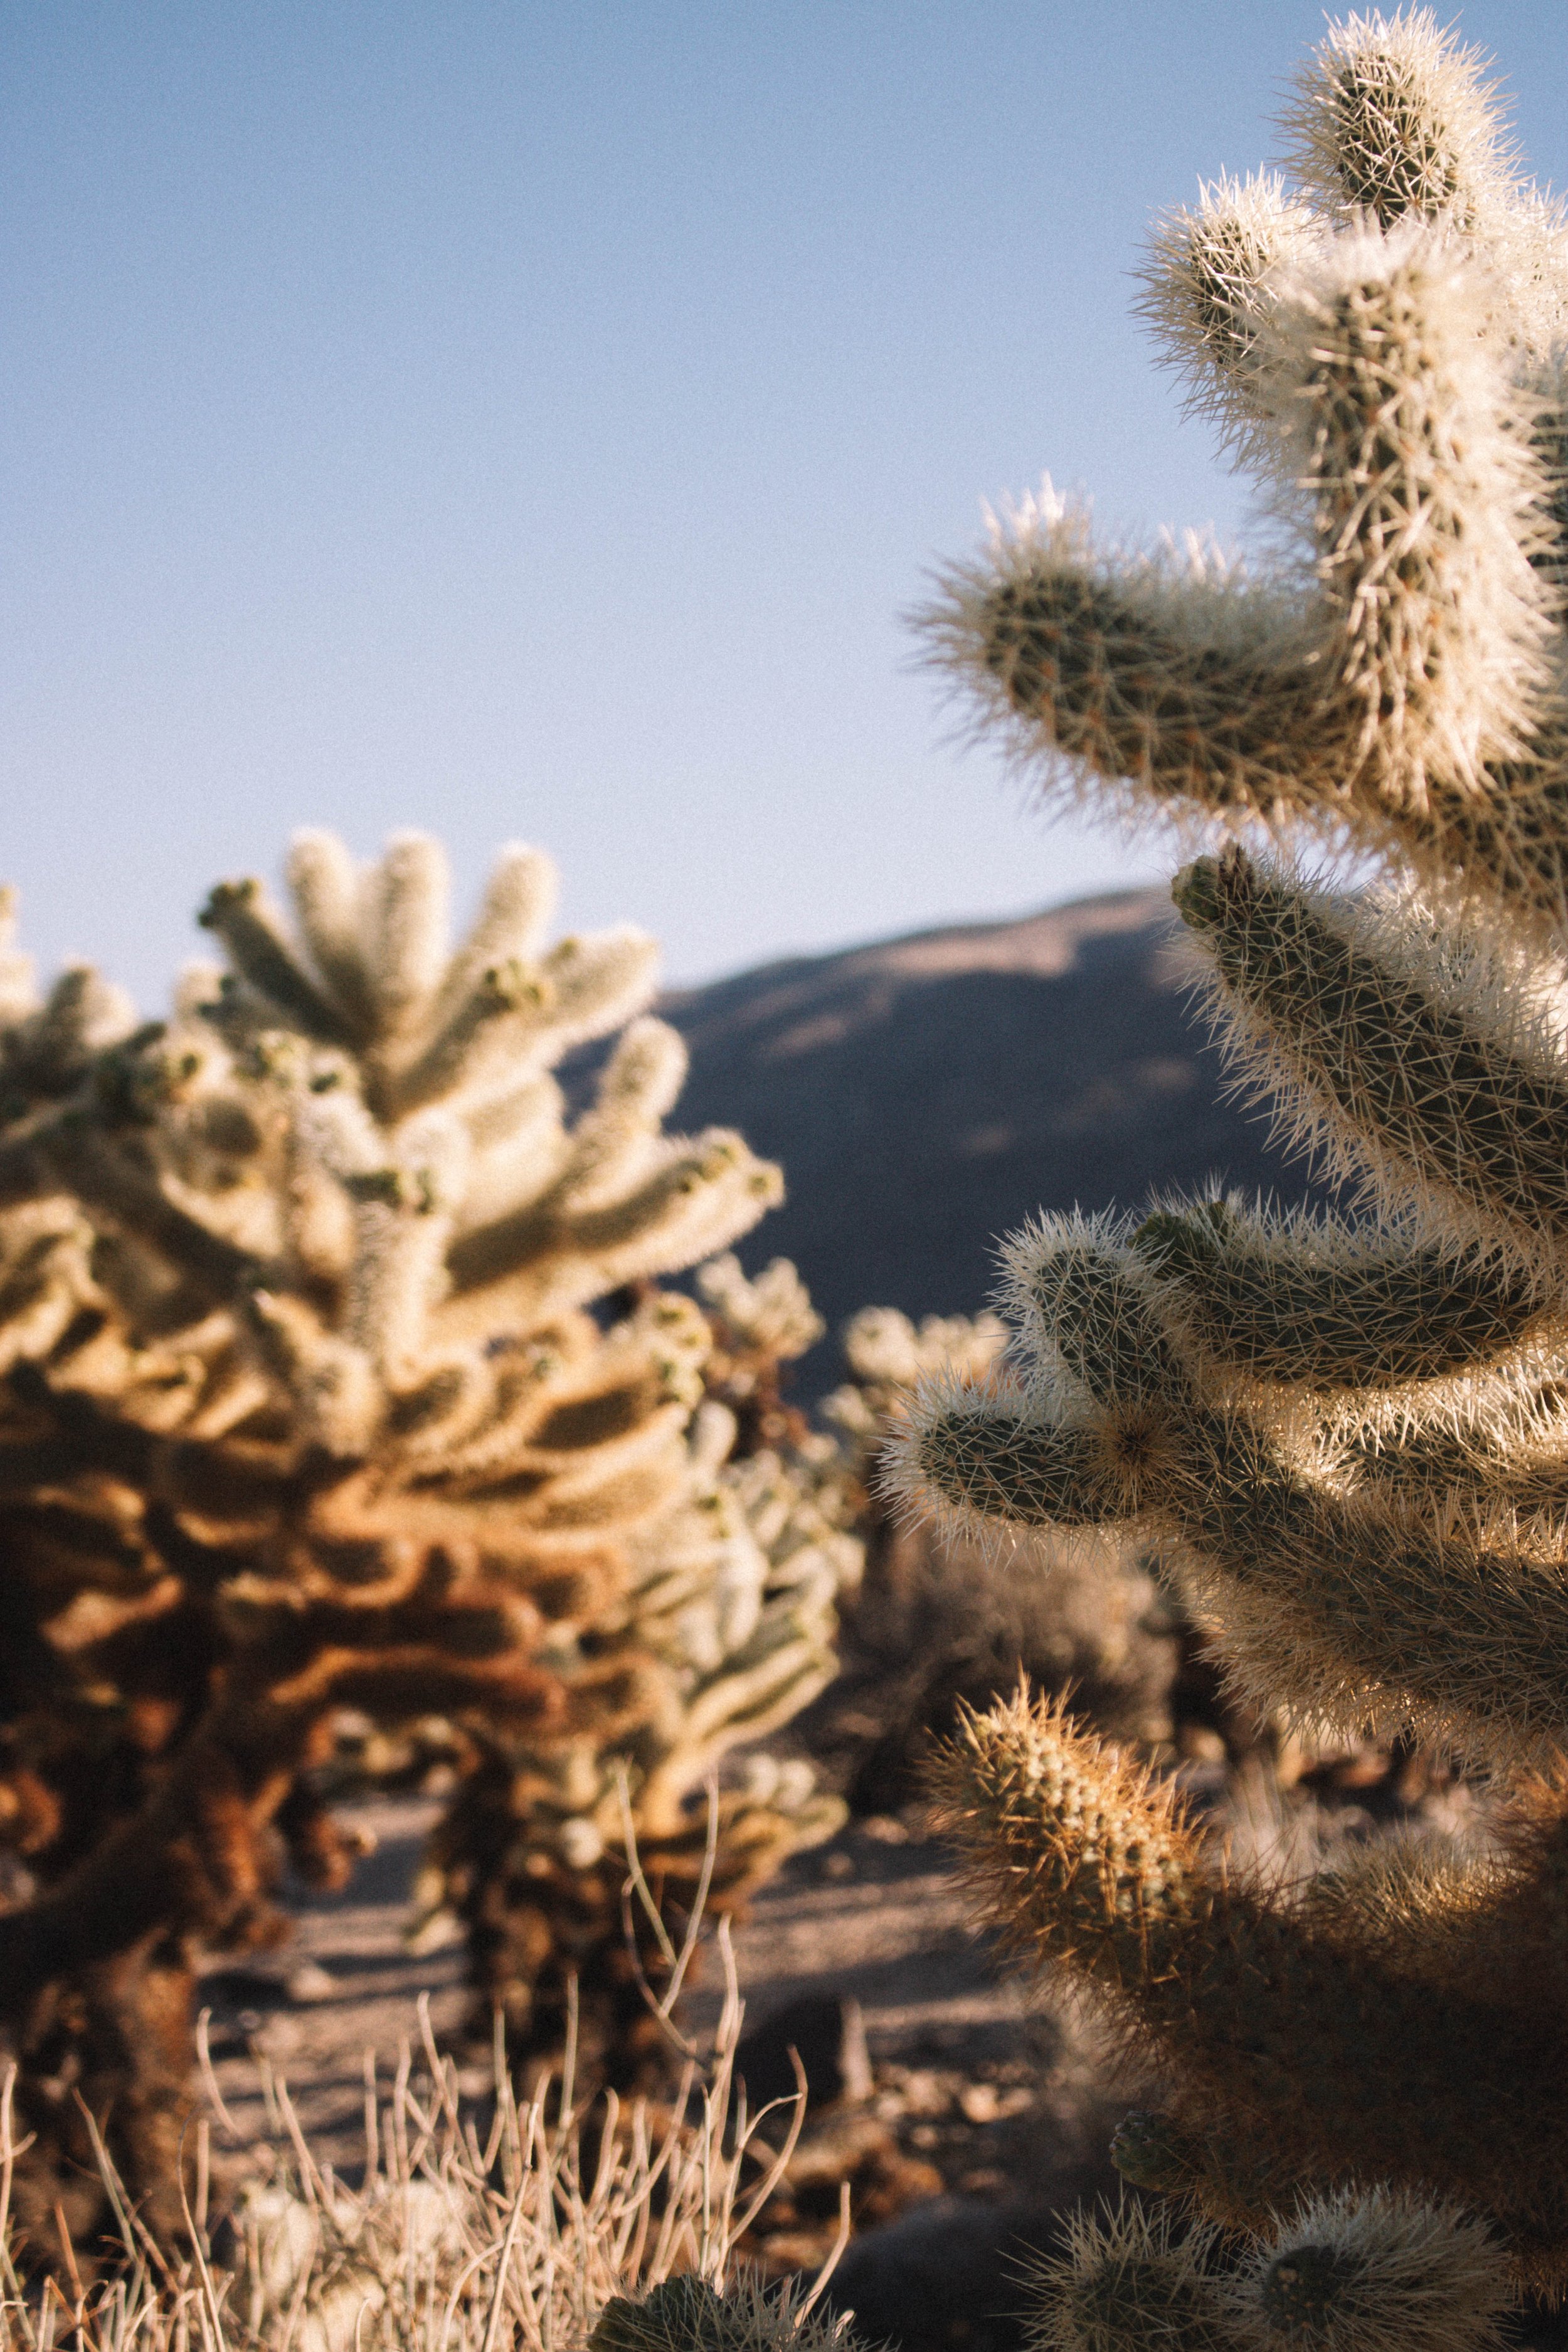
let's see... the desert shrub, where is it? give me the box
[0,1871,863,2350]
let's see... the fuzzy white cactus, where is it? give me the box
[922,9,1568,939]
[904,8,1568,2339]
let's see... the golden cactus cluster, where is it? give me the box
[0,827,855,2240]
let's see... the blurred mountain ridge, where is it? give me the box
[658,886,1324,1386]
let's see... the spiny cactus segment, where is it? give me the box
[921,10,1568,943]
[1236,2191,1512,2352]
[1029,2193,1510,2352]
[589,2272,862,2352]
[1025,2205,1241,2352]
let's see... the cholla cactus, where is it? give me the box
[0,829,839,2238]
[903,7,1568,2328]
[414,1249,860,2074]
[415,1389,854,2073]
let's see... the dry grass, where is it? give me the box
[0,1823,853,2352]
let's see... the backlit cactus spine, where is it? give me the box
[903,8,1568,2333]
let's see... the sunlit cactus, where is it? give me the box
[921,9,1568,940]
[0,827,837,2245]
[906,5,1568,2331]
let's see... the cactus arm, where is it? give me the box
[1176,849,1568,1262]
[1137,173,1319,466]
[426,841,560,1030]
[444,1135,783,1312]
[383,931,662,1127]
[198,879,359,1046]
[1130,1198,1550,1390]
[360,830,450,1038]
[551,1019,690,1212]
[1233,2188,1514,2352]
[535,929,663,1056]
[904,1227,1568,1761]
[924,500,1330,822]
[895,1396,1139,1530]
[1173,1410,1568,1763]
[1025,2203,1245,2352]
[1267,224,1550,800]
[923,226,1556,899]
[379,961,554,1120]
[931,1692,1552,2261]
[1003,1218,1192,1406]
[559,1140,782,1264]
[283,830,376,1033]
[1283,10,1534,239]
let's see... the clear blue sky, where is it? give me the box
[5,4,1564,1004]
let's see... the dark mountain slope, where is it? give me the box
[662,887,1325,1375]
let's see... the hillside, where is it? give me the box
[661,886,1325,1379]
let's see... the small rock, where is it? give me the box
[287,1961,339,2005]
[957,2080,1034,2125]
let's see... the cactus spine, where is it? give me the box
[905,6,1568,2332]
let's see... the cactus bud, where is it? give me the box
[1110,2109,1197,2195]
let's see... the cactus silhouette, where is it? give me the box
[0,830,850,2247]
[903,6,1568,2332]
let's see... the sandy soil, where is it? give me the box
[199,1798,1048,2156]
